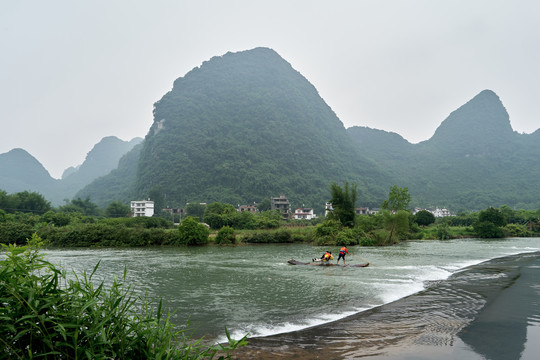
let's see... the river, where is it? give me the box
[42,237,540,349]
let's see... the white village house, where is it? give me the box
[293,207,317,220]
[131,200,155,217]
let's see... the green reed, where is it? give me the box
[0,234,247,359]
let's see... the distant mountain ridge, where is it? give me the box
[2,48,539,212]
[0,137,142,205]
[0,148,59,197]
[348,89,540,211]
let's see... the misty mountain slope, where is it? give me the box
[134,47,389,210]
[60,136,142,198]
[0,148,59,198]
[0,137,142,206]
[75,142,143,207]
[62,136,142,182]
[348,90,540,210]
[347,126,416,182]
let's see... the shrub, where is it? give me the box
[177,216,210,245]
[0,222,35,245]
[504,223,532,237]
[335,228,361,246]
[414,210,435,226]
[314,220,341,241]
[473,221,505,238]
[436,223,450,240]
[216,226,236,244]
[0,234,247,359]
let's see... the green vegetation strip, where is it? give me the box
[0,234,247,359]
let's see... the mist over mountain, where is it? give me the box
[2,48,539,213]
[75,142,143,206]
[0,148,59,197]
[60,136,142,195]
[348,90,540,211]
[0,137,142,206]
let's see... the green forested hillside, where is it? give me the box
[61,137,142,200]
[75,143,143,207]
[348,90,540,211]
[4,49,539,214]
[134,47,389,212]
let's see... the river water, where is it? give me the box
[43,238,540,348]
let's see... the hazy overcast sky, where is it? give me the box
[2,0,539,178]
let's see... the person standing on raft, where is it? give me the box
[337,246,349,265]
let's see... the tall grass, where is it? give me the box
[0,234,247,359]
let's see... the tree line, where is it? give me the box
[1,185,539,248]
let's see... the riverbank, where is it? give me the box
[234,251,540,359]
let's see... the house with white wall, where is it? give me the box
[293,207,317,220]
[131,200,154,217]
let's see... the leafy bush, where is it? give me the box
[177,217,210,245]
[0,234,247,359]
[0,222,35,245]
[216,226,236,244]
[335,228,361,246]
[473,221,505,238]
[38,224,176,247]
[504,223,532,237]
[240,229,301,243]
[414,210,435,226]
[101,216,172,229]
[436,223,451,240]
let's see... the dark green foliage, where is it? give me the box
[474,207,507,238]
[0,235,247,359]
[474,221,505,238]
[215,226,236,244]
[241,229,297,243]
[414,210,436,226]
[381,210,410,244]
[134,48,387,213]
[349,90,540,211]
[59,197,102,216]
[0,189,51,214]
[381,185,411,212]
[106,201,132,217]
[39,223,176,247]
[327,182,357,227]
[335,228,362,246]
[436,223,451,240]
[41,210,72,226]
[202,202,282,230]
[478,207,507,227]
[186,203,206,221]
[75,143,143,208]
[203,202,236,229]
[257,198,271,211]
[100,216,172,229]
[504,223,532,237]
[314,219,342,244]
[0,222,35,245]
[177,216,210,245]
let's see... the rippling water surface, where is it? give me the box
[43,238,540,346]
